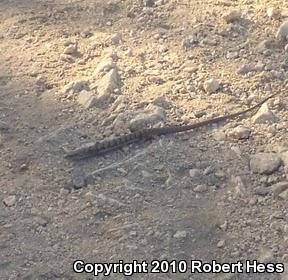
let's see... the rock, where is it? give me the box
[64,44,78,55]
[203,166,214,175]
[200,38,218,46]
[125,48,133,57]
[94,57,116,75]
[173,230,187,239]
[143,0,155,7]
[189,169,202,178]
[256,39,275,53]
[254,186,271,196]
[232,176,246,196]
[60,54,75,63]
[254,62,265,72]
[63,39,75,46]
[3,195,16,207]
[217,240,225,248]
[19,163,28,171]
[183,66,198,74]
[77,90,97,109]
[130,231,137,237]
[267,7,281,19]
[223,10,241,23]
[155,0,165,5]
[129,104,165,131]
[226,51,239,59]
[276,21,288,41]
[219,221,228,231]
[271,181,288,197]
[193,184,208,193]
[92,69,121,108]
[228,126,251,140]
[237,63,254,75]
[71,168,87,189]
[110,33,122,45]
[281,151,288,167]
[182,36,198,49]
[80,30,93,38]
[203,78,220,93]
[63,80,89,94]
[250,153,282,174]
[152,96,172,109]
[252,103,277,124]
[97,68,120,94]
[213,130,227,141]
[279,190,288,199]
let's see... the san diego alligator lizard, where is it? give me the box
[65,93,278,160]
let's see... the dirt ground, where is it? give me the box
[0,0,287,279]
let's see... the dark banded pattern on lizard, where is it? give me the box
[65,93,278,160]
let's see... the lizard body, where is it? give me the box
[65,93,278,160]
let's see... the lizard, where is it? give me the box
[64,92,279,160]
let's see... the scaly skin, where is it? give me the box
[65,93,278,160]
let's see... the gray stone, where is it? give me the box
[71,168,86,189]
[173,230,187,239]
[189,169,202,178]
[252,103,277,124]
[63,80,89,94]
[250,153,282,174]
[267,7,281,19]
[203,78,220,93]
[213,130,227,141]
[254,62,265,71]
[217,240,225,248]
[276,21,288,41]
[200,38,218,46]
[226,51,239,59]
[256,39,275,53]
[281,151,288,166]
[129,105,165,131]
[92,69,121,108]
[237,63,254,75]
[271,181,288,196]
[97,68,120,96]
[228,126,251,140]
[110,33,122,45]
[232,176,246,196]
[143,0,155,7]
[152,96,172,109]
[64,44,78,55]
[60,54,75,63]
[279,189,288,199]
[94,57,115,75]
[254,186,271,196]
[182,36,198,49]
[3,195,16,207]
[77,90,97,109]
[193,184,209,193]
